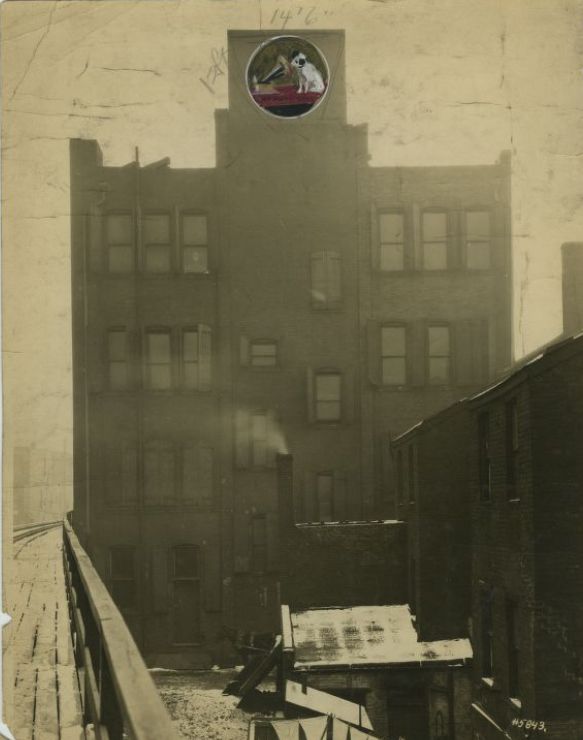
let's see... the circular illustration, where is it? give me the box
[247,36,329,118]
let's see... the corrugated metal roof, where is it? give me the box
[289,605,472,668]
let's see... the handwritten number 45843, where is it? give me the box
[511,719,547,733]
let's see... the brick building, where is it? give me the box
[70,29,512,666]
[469,332,583,740]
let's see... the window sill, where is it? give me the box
[507,497,521,504]
[481,677,496,689]
[375,268,498,276]
[509,697,522,710]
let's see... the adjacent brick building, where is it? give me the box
[70,28,512,666]
[469,332,583,740]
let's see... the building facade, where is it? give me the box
[70,29,512,666]
[469,333,583,740]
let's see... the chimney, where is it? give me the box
[562,242,583,335]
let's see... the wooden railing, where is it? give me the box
[62,519,179,740]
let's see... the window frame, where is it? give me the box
[378,210,406,272]
[181,443,214,506]
[143,439,177,505]
[106,327,129,391]
[464,209,493,271]
[427,324,452,386]
[250,339,279,369]
[314,370,342,423]
[310,251,342,309]
[144,328,173,391]
[506,598,520,699]
[171,544,201,646]
[105,211,135,274]
[381,324,408,386]
[180,211,209,275]
[142,211,172,274]
[421,209,449,271]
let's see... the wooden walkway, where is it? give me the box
[4,527,85,739]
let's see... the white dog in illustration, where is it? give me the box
[290,50,325,94]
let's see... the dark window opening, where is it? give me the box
[480,587,494,678]
[316,472,334,522]
[507,599,520,698]
[478,412,491,502]
[505,399,519,499]
[408,445,416,503]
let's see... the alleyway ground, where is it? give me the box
[153,668,273,739]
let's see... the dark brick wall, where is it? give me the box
[531,348,583,719]
[394,403,473,642]
[470,338,583,737]
[281,521,408,610]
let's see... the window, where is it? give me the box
[379,212,405,271]
[251,412,268,467]
[182,326,212,390]
[144,440,176,504]
[316,473,334,522]
[478,413,491,502]
[381,326,407,385]
[145,330,172,390]
[315,371,341,422]
[143,213,171,273]
[251,516,268,572]
[107,329,128,390]
[506,399,519,499]
[427,326,451,385]
[110,547,136,610]
[466,211,491,270]
[105,444,137,506]
[182,445,213,504]
[106,214,133,273]
[181,214,208,274]
[506,599,520,698]
[171,545,201,644]
[407,445,416,503]
[234,410,276,469]
[422,212,448,270]
[250,341,278,368]
[480,587,494,678]
[395,449,404,504]
[311,251,341,307]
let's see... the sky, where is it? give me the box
[2,0,583,455]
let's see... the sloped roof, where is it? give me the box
[287,605,472,669]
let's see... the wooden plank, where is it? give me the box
[57,664,84,730]
[34,602,57,666]
[34,666,59,738]
[57,598,73,666]
[13,664,36,740]
[60,726,86,740]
